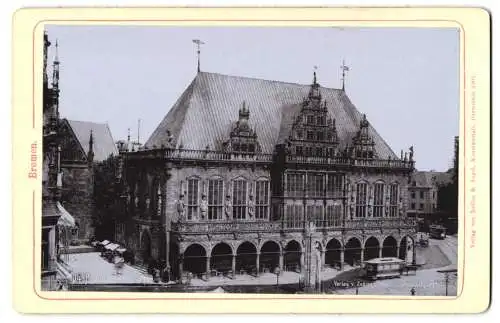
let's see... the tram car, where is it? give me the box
[429,224,447,239]
[364,257,405,280]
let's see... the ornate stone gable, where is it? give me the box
[350,114,376,159]
[286,72,339,158]
[223,101,262,154]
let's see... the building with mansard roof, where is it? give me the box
[116,70,417,284]
[408,170,453,226]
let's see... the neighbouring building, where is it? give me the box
[41,32,75,290]
[407,171,452,224]
[58,119,119,243]
[115,70,417,284]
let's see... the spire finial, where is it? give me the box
[88,130,94,164]
[313,65,318,84]
[54,39,59,62]
[192,39,205,73]
[341,59,350,91]
[52,39,60,89]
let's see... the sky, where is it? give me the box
[45,26,459,171]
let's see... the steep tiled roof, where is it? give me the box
[67,120,119,162]
[412,171,452,188]
[146,72,397,159]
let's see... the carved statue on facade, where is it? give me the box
[176,194,186,220]
[165,130,175,148]
[145,196,150,211]
[200,194,208,220]
[248,195,255,219]
[224,195,232,220]
[398,197,404,216]
[134,196,139,208]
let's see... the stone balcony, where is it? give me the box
[172,218,417,235]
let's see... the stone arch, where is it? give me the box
[399,235,415,263]
[210,242,234,273]
[236,241,258,273]
[382,236,398,258]
[259,240,281,273]
[284,240,302,272]
[344,237,362,266]
[364,236,380,261]
[183,243,207,276]
[325,238,343,268]
[259,239,282,253]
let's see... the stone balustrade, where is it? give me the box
[173,218,417,234]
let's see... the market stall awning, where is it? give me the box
[105,243,120,251]
[100,240,110,246]
[56,202,76,227]
[116,247,127,254]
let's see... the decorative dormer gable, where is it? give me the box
[223,101,262,154]
[286,71,339,158]
[351,114,376,159]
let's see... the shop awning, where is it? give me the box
[56,202,76,227]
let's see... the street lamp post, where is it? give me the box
[274,267,281,292]
[437,266,457,297]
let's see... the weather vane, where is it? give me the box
[192,39,205,72]
[340,59,350,91]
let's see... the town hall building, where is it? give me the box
[115,70,417,283]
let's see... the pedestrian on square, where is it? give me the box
[410,287,416,296]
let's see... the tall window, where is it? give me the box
[255,180,269,219]
[286,204,303,228]
[233,179,247,219]
[327,174,343,198]
[296,146,303,156]
[208,178,224,220]
[307,205,323,227]
[307,173,324,197]
[389,184,399,217]
[307,115,314,125]
[286,172,304,197]
[420,191,425,199]
[355,182,368,218]
[326,204,342,227]
[373,183,385,217]
[307,131,315,140]
[187,178,199,220]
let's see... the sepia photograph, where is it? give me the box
[40,25,460,296]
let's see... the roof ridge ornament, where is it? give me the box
[192,39,205,73]
[341,59,350,92]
